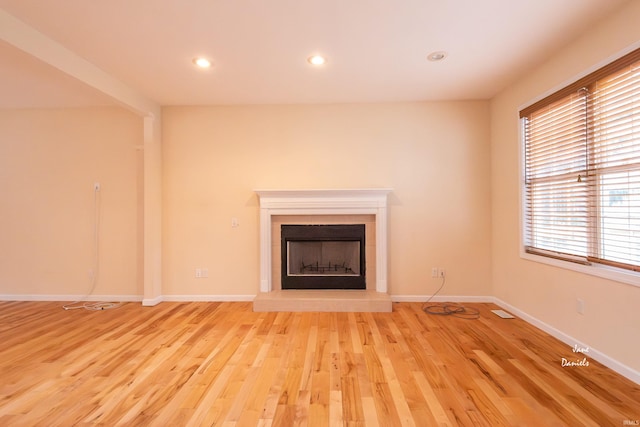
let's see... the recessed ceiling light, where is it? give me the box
[193,57,211,68]
[307,55,327,66]
[427,51,448,62]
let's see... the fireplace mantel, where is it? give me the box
[255,188,392,293]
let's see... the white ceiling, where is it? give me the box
[0,0,631,108]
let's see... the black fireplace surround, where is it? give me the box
[281,224,366,290]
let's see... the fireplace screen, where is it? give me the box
[281,224,365,290]
[287,241,360,276]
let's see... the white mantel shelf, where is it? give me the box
[254,188,392,211]
[255,188,392,294]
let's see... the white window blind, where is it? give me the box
[521,48,640,272]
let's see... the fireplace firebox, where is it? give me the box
[281,224,366,290]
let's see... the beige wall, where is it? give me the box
[0,107,143,298]
[490,0,640,372]
[162,102,492,298]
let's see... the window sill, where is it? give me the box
[520,250,640,288]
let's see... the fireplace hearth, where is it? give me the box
[281,224,366,290]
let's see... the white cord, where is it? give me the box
[63,185,121,311]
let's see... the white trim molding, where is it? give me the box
[254,188,392,293]
[142,295,164,307]
[0,294,143,302]
[162,295,256,302]
[391,295,495,303]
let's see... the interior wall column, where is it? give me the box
[142,114,163,306]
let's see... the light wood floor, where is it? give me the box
[0,301,638,426]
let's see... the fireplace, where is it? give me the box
[254,188,391,294]
[281,224,366,290]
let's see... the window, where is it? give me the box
[520,48,640,273]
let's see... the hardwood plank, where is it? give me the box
[0,301,638,426]
[412,371,453,426]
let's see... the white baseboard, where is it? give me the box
[492,297,640,385]
[391,295,494,303]
[0,294,255,303]
[142,295,164,306]
[0,294,142,302]
[162,295,256,302]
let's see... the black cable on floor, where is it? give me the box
[421,275,480,320]
[422,303,480,319]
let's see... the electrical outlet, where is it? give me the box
[201,268,209,278]
[231,217,239,228]
[431,267,438,278]
[577,298,585,315]
[439,268,446,278]
[195,268,202,278]
[94,182,101,191]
